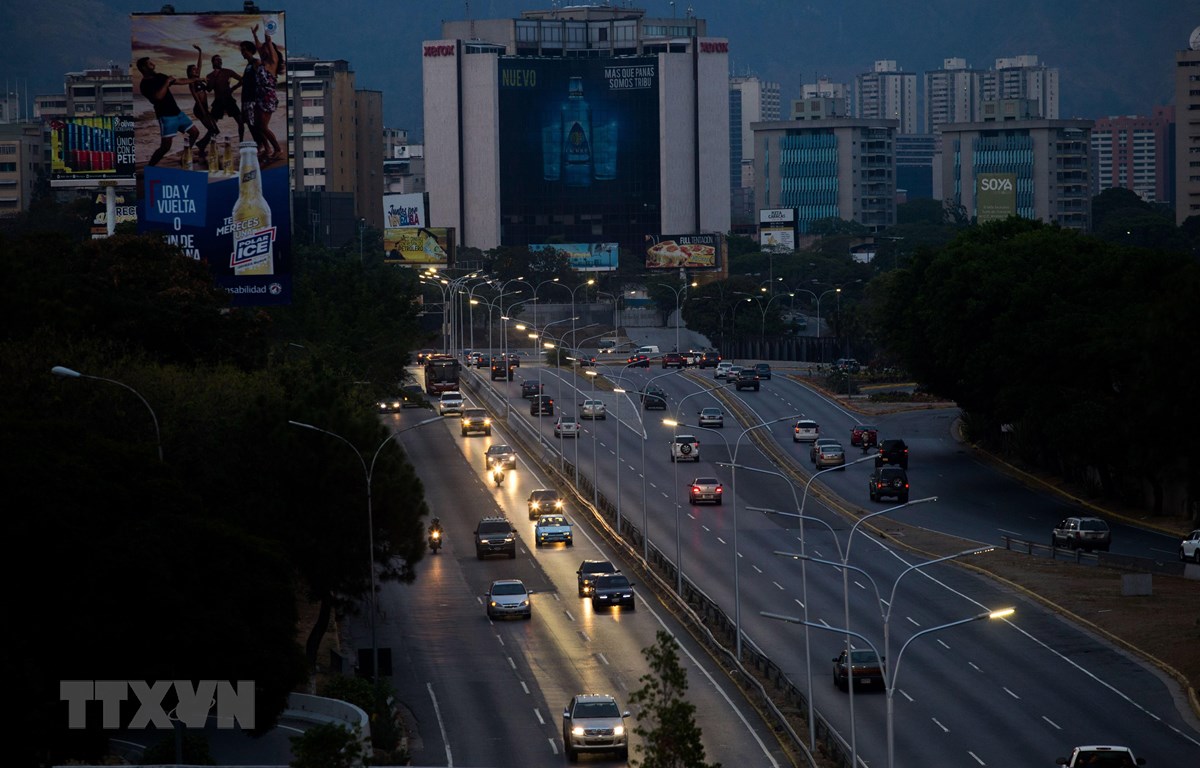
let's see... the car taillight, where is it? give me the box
[715,486,723,493]
[691,485,700,493]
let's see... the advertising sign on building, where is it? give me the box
[131,10,292,307]
[498,57,660,251]
[759,208,796,224]
[644,233,721,270]
[529,243,618,272]
[976,173,1017,223]
[385,227,454,265]
[49,116,137,186]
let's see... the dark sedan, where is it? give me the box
[590,573,635,610]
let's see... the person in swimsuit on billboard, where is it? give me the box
[136,56,200,167]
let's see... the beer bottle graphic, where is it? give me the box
[561,77,593,187]
[230,141,275,275]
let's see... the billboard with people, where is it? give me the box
[131,10,291,306]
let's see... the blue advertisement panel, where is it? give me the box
[49,116,137,185]
[131,11,291,306]
[498,57,660,252]
[529,243,618,272]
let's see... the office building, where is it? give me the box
[856,60,918,135]
[1091,109,1173,204]
[938,99,1092,231]
[753,106,897,234]
[1175,30,1200,225]
[895,133,936,200]
[980,55,1058,120]
[422,4,731,254]
[924,57,983,134]
[0,122,44,217]
[730,75,780,232]
[801,77,852,117]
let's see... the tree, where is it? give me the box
[628,630,720,768]
[289,722,367,768]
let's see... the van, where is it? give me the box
[635,345,660,355]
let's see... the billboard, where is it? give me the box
[644,233,721,270]
[88,189,138,239]
[976,173,1016,223]
[498,57,660,250]
[759,227,795,252]
[131,10,291,307]
[385,227,454,265]
[384,192,428,228]
[529,243,618,272]
[49,117,137,186]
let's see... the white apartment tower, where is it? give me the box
[801,77,852,117]
[981,55,1059,120]
[924,57,982,134]
[856,60,918,135]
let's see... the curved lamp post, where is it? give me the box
[51,366,163,463]
[655,280,696,353]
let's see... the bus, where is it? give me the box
[424,354,461,395]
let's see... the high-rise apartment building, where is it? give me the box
[1175,30,1200,225]
[730,75,780,231]
[1091,109,1174,204]
[801,77,852,120]
[924,57,983,134]
[855,60,918,135]
[423,4,730,253]
[980,55,1058,120]
[0,122,44,217]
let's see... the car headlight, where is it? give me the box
[571,726,585,737]
[554,501,564,509]
[613,726,625,736]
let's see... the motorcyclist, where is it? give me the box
[428,517,443,552]
[429,516,442,534]
[491,464,505,487]
[862,430,875,453]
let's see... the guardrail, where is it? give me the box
[1001,536,1190,577]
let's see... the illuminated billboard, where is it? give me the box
[529,243,618,272]
[644,233,721,270]
[498,57,660,251]
[385,227,455,265]
[976,173,1016,223]
[49,116,137,186]
[384,192,428,228]
[131,10,291,307]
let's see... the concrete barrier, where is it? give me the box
[284,692,371,756]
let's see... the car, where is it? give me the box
[473,516,517,559]
[504,353,521,368]
[530,394,554,416]
[527,488,564,520]
[642,384,667,410]
[484,443,517,471]
[626,353,650,368]
[725,365,744,382]
[377,395,402,413]
[400,383,426,408]
[697,407,724,428]
[689,477,723,505]
[697,351,722,369]
[661,352,686,368]
[814,441,846,469]
[576,559,617,597]
[590,573,635,610]
[875,438,909,468]
[554,416,581,438]
[1051,516,1112,552]
[734,367,760,391]
[713,361,733,379]
[415,348,436,363]
[850,423,879,447]
[1181,529,1200,563]
[753,362,772,380]
[670,434,700,462]
[437,391,464,416]
[485,579,532,620]
[534,513,573,547]
[460,408,491,436]
[580,399,607,420]
[868,466,910,502]
[810,437,839,464]
[793,419,819,442]
[1055,746,1145,767]
[562,694,630,762]
[521,379,544,398]
[490,360,514,381]
[474,353,492,369]
[832,648,885,690]
[835,357,861,373]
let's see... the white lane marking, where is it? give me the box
[1003,687,1020,699]
[597,652,609,666]
[899,689,913,703]
[853,580,867,591]
[549,737,560,755]
[907,616,921,627]
[967,751,985,765]
[969,662,982,672]
[936,639,950,649]
[1042,715,1061,730]
[427,682,453,767]
[752,564,763,574]
[507,656,516,670]
[521,680,529,694]
[534,708,544,724]
[931,717,949,732]
[794,597,805,608]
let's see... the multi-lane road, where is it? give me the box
[364,352,1199,768]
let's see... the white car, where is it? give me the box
[554,416,581,438]
[670,434,700,462]
[1055,745,1145,767]
[1181,529,1200,563]
[580,399,607,420]
[534,514,574,547]
[714,361,733,379]
[485,579,532,620]
[437,391,464,416]
[562,694,630,762]
[793,419,819,442]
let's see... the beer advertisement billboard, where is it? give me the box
[384,227,454,265]
[498,57,660,253]
[131,10,291,307]
[644,233,721,270]
[529,243,618,272]
[976,173,1017,223]
[49,116,137,186]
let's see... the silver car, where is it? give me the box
[697,407,724,428]
[437,391,464,416]
[485,579,532,620]
[580,399,607,420]
[814,441,846,469]
[562,694,630,761]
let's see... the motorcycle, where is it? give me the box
[491,467,505,487]
[428,527,442,554]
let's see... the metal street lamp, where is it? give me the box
[287,414,441,681]
[613,387,625,534]
[51,366,164,463]
[585,370,599,506]
[815,287,840,343]
[655,280,696,353]
[729,296,754,359]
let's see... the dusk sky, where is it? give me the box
[2,1,1196,138]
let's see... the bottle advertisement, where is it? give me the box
[131,10,291,307]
